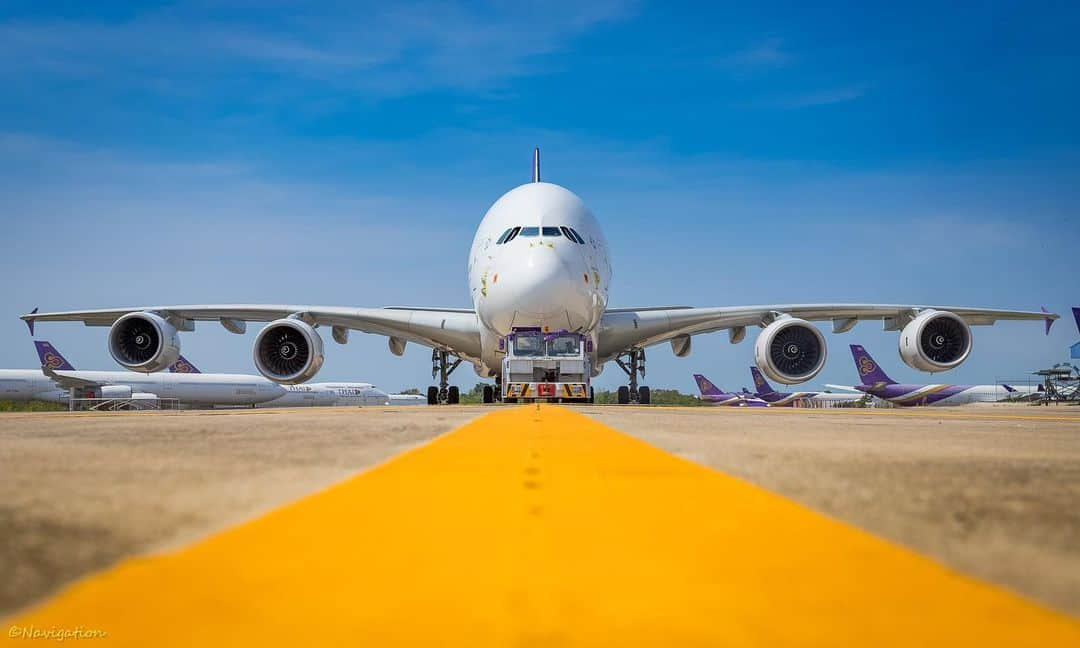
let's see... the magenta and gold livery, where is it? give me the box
[693,374,768,406]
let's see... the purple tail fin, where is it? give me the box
[849,345,896,386]
[1072,307,1080,335]
[34,341,75,371]
[693,374,724,396]
[749,366,776,395]
[1002,384,1016,393]
[169,356,201,374]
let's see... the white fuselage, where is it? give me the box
[468,182,611,375]
[0,368,287,405]
[259,383,392,408]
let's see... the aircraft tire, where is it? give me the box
[638,386,651,405]
[426,386,438,405]
[617,386,630,405]
[482,385,494,404]
[448,385,460,405]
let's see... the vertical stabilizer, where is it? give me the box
[532,147,541,183]
[749,366,777,395]
[849,345,896,386]
[34,341,75,371]
[169,356,201,373]
[693,374,724,396]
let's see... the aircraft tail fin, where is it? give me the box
[532,147,541,183]
[849,345,896,386]
[1072,306,1080,335]
[693,374,724,396]
[169,356,201,373]
[1002,384,1016,393]
[34,341,75,371]
[750,366,777,395]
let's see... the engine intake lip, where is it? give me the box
[919,315,969,365]
[109,314,163,368]
[253,319,324,384]
[768,323,824,380]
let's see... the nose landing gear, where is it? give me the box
[615,348,651,405]
[427,349,462,405]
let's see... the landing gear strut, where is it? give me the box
[427,349,462,405]
[615,348,651,405]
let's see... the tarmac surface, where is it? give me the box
[1,403,1078,644]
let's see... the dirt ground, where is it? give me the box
[0,406,484,617]
[586,403,1080,615]
[1,403,1078,619]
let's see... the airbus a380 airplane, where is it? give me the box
[21,150,1058,405]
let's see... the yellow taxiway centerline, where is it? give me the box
[4,405,1077,645]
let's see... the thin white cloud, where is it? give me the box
[0,1,638,96]
[724,37,791,68]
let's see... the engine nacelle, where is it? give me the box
[107,312,181,373]
[753,317,828,385]
[253,319,324,384]
[899,310,972,372]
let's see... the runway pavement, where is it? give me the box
[1,404,1077,645]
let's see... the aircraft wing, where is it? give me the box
[824,384,863,393]
[22,305,483,361]
[41,366,100,390]
[596,304,1057,361]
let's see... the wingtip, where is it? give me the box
[23,307,38,336]
[1041,306,1054,335]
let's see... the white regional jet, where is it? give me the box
[21,150,1058,405]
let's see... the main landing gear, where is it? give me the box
[427,349,462,405]
[615,348,651,405]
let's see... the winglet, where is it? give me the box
[531,147,541,183]
[1042,306,1054,336]
[1072,306,1080,336]
[169,356,201,374]
[34,341,75,371]
[24,307,38,336]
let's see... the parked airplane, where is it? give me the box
[3,341,407,408]
[162,354,401,407]
[693,374,768,406]
[0,341,286,406]
[748,366,864,406]
[21,150,1058,405]
[829,345,1039,406]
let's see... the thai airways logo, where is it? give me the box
[172,359,196,373]
[858,356,877,376]
[754,372,766,388]
[43,352,64,370]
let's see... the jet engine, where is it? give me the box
[107,312,181,373]
[753,317,827,384]
[253,319,324,384]
[899,310,971,372]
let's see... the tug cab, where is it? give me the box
[501,328,592,403]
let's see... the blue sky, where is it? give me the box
[1,1,1077,393]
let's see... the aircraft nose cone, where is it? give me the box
[518,249,572,316]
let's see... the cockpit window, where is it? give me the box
[519,227,540,237]
[541,226,561,237]
[561,227,586,244]
[497,226,520,244]
[513,332,544,356]
[547,333,581,357]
